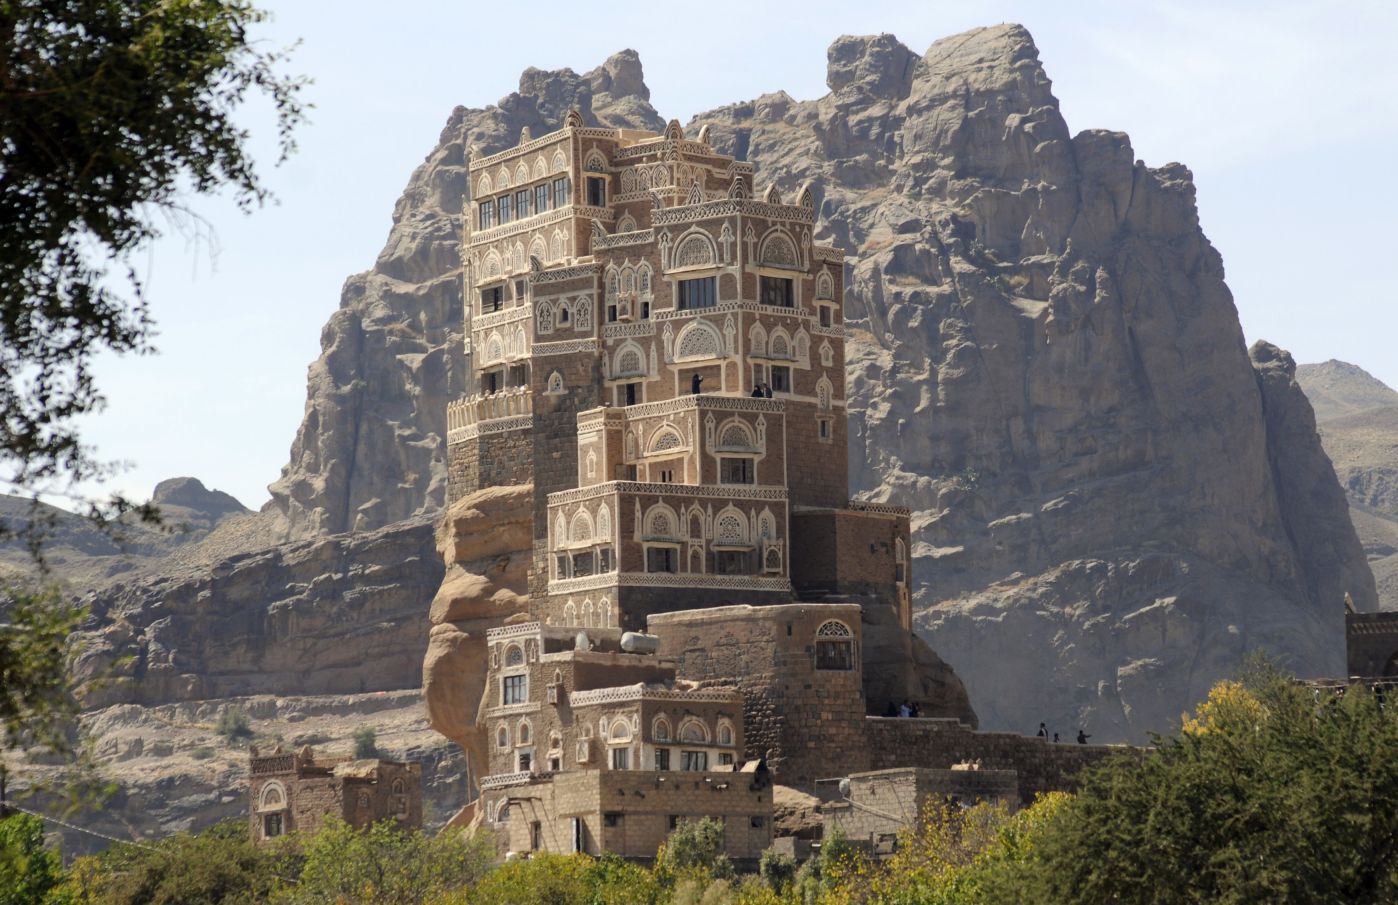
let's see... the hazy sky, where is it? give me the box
[72,0,1398,509]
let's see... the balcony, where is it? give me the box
[447,387,533,442]
[479,771,534,791]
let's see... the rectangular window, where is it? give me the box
[641,301,650,320]
[502,674,527,705]
[515,189,530,218]
[518,750,532,772]
[604,812,623,828]
[624,382,640,406]
[572,550,595,577]
[896,561,906,583]
[716,550,749,575]
[498,193,513,224]
[770,366,792,393]
[659,469,674,484]
[480,285,503,313]
[816,639,854,671]
[586,176,607,207]
[263,813,283,839]
[720,753,735,766]
[819,305,833,327]
[553,176,570,208]
[598,547,613,572]
[607,304,618,323]
[534,184,549,213]
[478,199,496,230]
[531,821,542,850]
[646,546,677,574]
[654,748,670,771]
[751,363,768,389]
[610,748,630,770]
[668,815,681,831]
[677,276,716,310]
[760,275,794,308]
[750,816,765,829]
[514,279,526,300]
[680,750,708,772]
[818,418,832,442]
[555,554,570,579]
[720,458,754,485]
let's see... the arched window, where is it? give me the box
[759,232,798,267]
[715,513,746,545]
[678,719,709,744]
[674,321,722,362]
[260,782,286,810]
[717,721,734,746]
[552,150,567,173]
[547,371,565,394]
[497,725,510,749]
[605,269,619,301]
[816,271,834,300]
[614,344,645,377]
[673,233,716,269]
[573,297,593,331]
[638,264,652,295]
[392,779,405,795]
[648,426,684,454]
[518,720,531,745]
[585,151,606,172]
[505,645,525,668]
[820,341,834,367]
[718,421,756,451]
[896,538,907,584]
[537,300,555,334]
[477,174,493,196]
[653,716,671,742]
[815,620,854,671]
[609,719,632,742]
[564,601,576,626]
[596,504,612,539]
[570,510,594,543]
[645,506,677,539]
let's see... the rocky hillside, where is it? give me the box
[13,26,1377,846]
[1297,360,1398,610]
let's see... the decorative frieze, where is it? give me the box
[547,479,788,507]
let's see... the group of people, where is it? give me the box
[749,382,774,398]
[884,700,922,718]
[687,373,774,398]
[1037,722,1092,745]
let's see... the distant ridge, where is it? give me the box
[1296,360,1398,423]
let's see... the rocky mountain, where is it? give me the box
[14,25,1378,847]
[1297,360,1398,610]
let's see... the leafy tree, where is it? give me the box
[352,726,378,760]
[283,818,493,905]
[61,819,290,905]
[758,849,796,894]
[0,583,83,773]
[0,0,306,502]
[0,812,69,905]
[1035,667,1398,904]
[656,817,734,883]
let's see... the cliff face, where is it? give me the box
[267,52,663,538]
[691,27,1371,738]
[1296,360,1398,610]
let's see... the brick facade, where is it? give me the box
[247,746,422,843]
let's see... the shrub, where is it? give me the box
[215,706,252,745]
[352,726,378,759]
[0,812,68,905]
[190,747,215,760]
[757,849,796,893]
[656,817,733,883]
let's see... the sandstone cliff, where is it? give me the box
[1297,360,1398,610]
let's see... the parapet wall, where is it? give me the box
[864,718,1122,805]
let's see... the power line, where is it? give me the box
[5,802,160,852]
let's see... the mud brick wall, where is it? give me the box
[1347,611,1398,677]
[447,430,533,502]
[823,768,1019,843]
[649,604,869,785]
[864,718,1123,805]
[529,351,601,600]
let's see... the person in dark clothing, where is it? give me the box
[884,701,898,717]
[691,373,704,395]
[762,383,773,398]
[1077,729,1090,745]
[909,701,920,718]
[1036,723,1047,738]
[1053,732,1060,743]
[750,384,764,398]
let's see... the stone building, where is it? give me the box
[248,745,422,843]
[446,113,1115,860]
[821,767,1019,856]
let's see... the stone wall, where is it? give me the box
[822,767,1018,849]
[863,718,1121,805]
[1347,611,1398,677]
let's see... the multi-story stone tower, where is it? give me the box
[446,112,919,726]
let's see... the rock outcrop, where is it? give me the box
[266,52,664,539]
[1297,360,1398,610]
[421,484,533,785]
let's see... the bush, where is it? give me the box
[758,849,796,893]
[0,812,68,905]
[352,726,378,760]
[191,747,215,760]
[215,706,252,745]
[656,817,734,883]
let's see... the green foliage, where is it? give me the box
[352,726,379,760]
[1035,665,1398,904]
[758,849,796,893]
[285,818,493,905]
[0,813,69,905]
[62,819,291,905]
[657,817,734,883]
[191,747,216,761]
[456,850,659,905]
[216,705,252,745]
[0,0,307,497]
[0,583,82,754]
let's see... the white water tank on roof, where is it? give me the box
[620,632,660,654]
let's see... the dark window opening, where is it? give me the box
[750,816,765,829]
[760,275,794,308]
[680,750,708,772]
[720,458,755,485]
[534,184,549,214]
[552,176,570,208]
[659,469,674,483]
[646,547,677,574]
[668,815,681,831]
[555,554,570,579]
[503,674,527,704]
[720,753,734,766]
[819,305,833,327]
[518,751,532,772]
[771,366,792,393]
[624,382,640,406]
[586,176,607,207]
[604,812,623,827]
[678,276,716,310]
[571,551,595,578]
[483,370,503,394]
[607,304,618,323]
[896,562,906,583]
[263,813,283,838]
[498,193,513,224]
[611,748,630,770]
[515,189,530,218]
[816,639,854,671]
[598,547,613,572]
[655,748,670,771]
[641,301,650,320]
[818,418,832,441]
[531,821,543,850]
[509,363,528,387]
[514,279,526,300]
[559,305,570,324]
[716,550,750,575]
[481,285,504,313]
[477,199,496,230]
